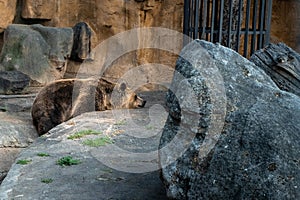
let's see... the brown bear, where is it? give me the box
[31,78,146,135]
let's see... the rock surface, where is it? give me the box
[0,71,30,95]
[0,0,17,33]
[22,0,55,19]
[159,40,300,199]
[0,24,73,84]
[0,109,38,185]
[250,42,300,97]
[0,91,169,199]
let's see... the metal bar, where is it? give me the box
[218,0,225,43]
[201,0,208,39]
[258,0,266,49]
[183,0,191,44]
[194,0,200,39]
[243,0,251,57]
[265,0,272,46]
[251,0,258,55]
[235,0,243,52]
[227,0,234,48]
[210,0,216,42]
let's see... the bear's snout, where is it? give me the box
[138,100,146,108]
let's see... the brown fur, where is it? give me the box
[31,78,146,135]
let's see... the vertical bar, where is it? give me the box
[235,0,243,52]
[183,0,191,45]
[194,0,200,39]
[243,0,251,57]
[251,0,258,55]
[210,0,216,42]
[265,0,272,46]
[218,0,225,43]
[206,0,210,40]
[183,0,190,36]
[258,0,266,49]
[227,0,234,47]
[201,0,208,39]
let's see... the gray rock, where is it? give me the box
[0,24,73,84]
[70,22,92,62]
[0,110,167,199]
[159,40,300,199]
[250,43,300,97]
[0,148,22,184]
[0,71,30,94]
[0,93,36,112]
[0,112,37,148]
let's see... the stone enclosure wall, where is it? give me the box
[0,0,299,86]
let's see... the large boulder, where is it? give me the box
[0,0,17,33]
[0,71,30,94]
[159,40,300,199]
[250,42,300,97]
[0,24,73,84]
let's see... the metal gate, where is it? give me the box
[183,0,273,57]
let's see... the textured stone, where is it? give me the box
[22,0,55,19]
[0,109,167,199]
[0,148,22,184]
[250,43,300,97]
[0,24,73,84]
[0,112,37,148]
[0,0,17,33]
[0,71,30,94]
[70,22,92,62]
[159,40,300,199]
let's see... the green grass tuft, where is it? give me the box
[56,156,81,166]
[67,129,103,140]
[41,178,53,184]
[83,136,114,147]
[37,153,50,157]
[16,159,31,165]
[114,120,127,126]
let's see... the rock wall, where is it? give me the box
[0,0,299,84]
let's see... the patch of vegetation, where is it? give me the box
[145,125,156,130]
[37,153,50,157]
[67,129,103,140]
[41,178,53,184]
[56,156,81,167]
[83,136,114,147]
[16,159,31,165]
[114,120,127,126]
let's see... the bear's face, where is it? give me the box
[110,82,146,109]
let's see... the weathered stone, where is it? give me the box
[0,112,37,148]
[70,22,92,62]
[0,0,17,33]
[0,24,73,84]
[22,0,55,19]
[0,71,30,94]
[250,43,300,97]
[0,93,36,112]
[0,108,167,199]
[0,148,22,184]
[159,40,300,199]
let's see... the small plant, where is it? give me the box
[83,136,114,147]
[114,120,127,126]
[16,159,31,165]
[67,129,103,140]
[37,153,50,157]
[41,178,53,184]
[145,125,156,130]
[56,156,81,166]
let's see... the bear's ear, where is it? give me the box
[120,82,127,91]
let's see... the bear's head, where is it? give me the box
[109,82,146,109]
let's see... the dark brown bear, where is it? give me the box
[31,78,146,135]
